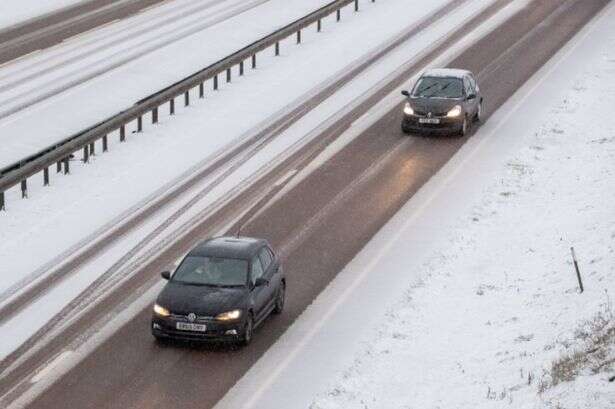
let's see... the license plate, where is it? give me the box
[176,322,207,332]
[419,118,440,124]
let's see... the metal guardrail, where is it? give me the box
[0,0,374,210]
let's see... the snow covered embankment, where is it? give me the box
[310,9,615,409]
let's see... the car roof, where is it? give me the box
[421,68,472,79]
[189,236,267,259]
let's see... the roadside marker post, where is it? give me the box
[570,247,584,293]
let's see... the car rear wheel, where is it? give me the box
[240,315,254,346]
[273,283,285,314]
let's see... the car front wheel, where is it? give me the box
[273,283,285,314]
[458,116,469,137]
[475,101,483,123]
[240,315,254,346]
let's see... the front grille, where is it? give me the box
[169,313,214,323]
[414,109,448,117]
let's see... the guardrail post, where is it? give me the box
[64,157,70,174]
[120,125,126,142]
[275,41,280,56]
[226,68,231,83]
[337,9,341,21]
[214,75,219,90]
[103,135,108,152]
[199,82,205,98]
[21,179,27,198]
[89,142,95,156]
[317,19,322,32]
[170,98,175,115]
[137,116,143,132]
[296,30,301,44]
[252,54,256,69]
[239,61,244,76]
[56,161,62,173]
[355,0,359,11]
[44,167,49,186]
[0,191,4,211]
[184,91,190,106]
[152,107,158,124]
[83,146,89,163]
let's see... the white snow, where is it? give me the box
[0,0,340,168]
[0,0,505,361]
[0,0,85,30]
[213,2,615,409]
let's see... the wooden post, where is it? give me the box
[275,41,280,56]
[0,191,4,211]
[83,146,89,163]
[152,107,158,124]
[355,0,359,11]
[170,98,175,115]
[64,157,70,174]
[21,179,27,198]
[296,30,301,44]
[337,9,341,21]
[252,54,256,69]
[120,125,126,142]
[226,68,231,83]
[570,247,584,293]
[137,116,143,132]
[214,75,219,90]
[43,167,49,186]
[239,61,244,76]
[184,91,190,106]
[199,82,204,98]
[102,134,108,152]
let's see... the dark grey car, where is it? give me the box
[401,68,483,136]
[151,236,285,346]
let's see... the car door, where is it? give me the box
[464,75,479,116]
[258,246,279,309]
[249,254,272,322]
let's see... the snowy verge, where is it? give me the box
[213,2,615,409]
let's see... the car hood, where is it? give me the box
[409,97,462,115]
[157,282,247,316]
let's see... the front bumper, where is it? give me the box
[151,315,245,342]
[402,115,463,134]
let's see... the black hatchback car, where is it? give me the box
[401,68,483,136]
[151,236,285,346]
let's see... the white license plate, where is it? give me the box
[419,118,440,124]
[176,322,207,332]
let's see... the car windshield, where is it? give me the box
[172,256,248,287]
[412,77,463,99]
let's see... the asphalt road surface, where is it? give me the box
[12,0,610,408]
[0,0,168,65]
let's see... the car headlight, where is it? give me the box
[447,105,462,118]
[403,102,414,116]
[153,304,170,317]
[216,309,242,321]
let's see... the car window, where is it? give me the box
[412,77,463,99]
[172,256,248,287]
[258,247,273,271]
[463,77,472,96]
[468,75,477,92]
[251,256,264,285]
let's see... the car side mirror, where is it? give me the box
[254,277,269,287]
[467,93,477,100]
[401,90,410,97]
[161,271,171,280]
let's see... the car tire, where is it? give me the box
[401,123,411,135]
[240,314,254,346]
[272,282,285,315]
[474,100,483,123]
[458,115,469,137]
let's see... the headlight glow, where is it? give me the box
[447,105,462,118]
[153,304,170,317]
[216,309,242,321]
[403,102,414,116]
